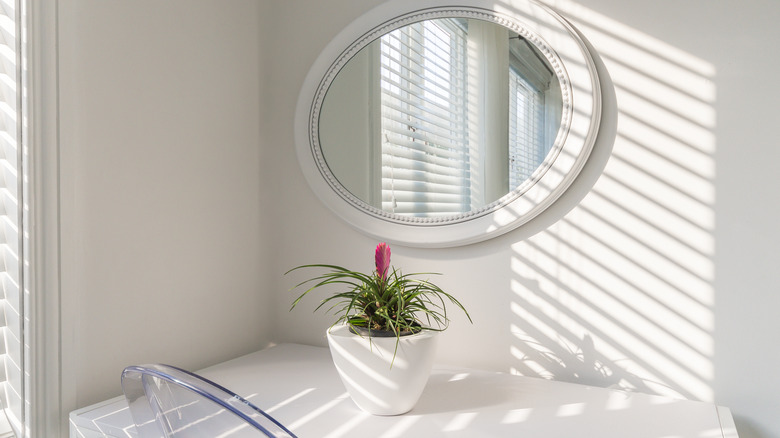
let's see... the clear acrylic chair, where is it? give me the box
[121,364,297,438]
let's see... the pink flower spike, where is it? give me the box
[375,242,391,281]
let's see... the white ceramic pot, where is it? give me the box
[326,324,439,415]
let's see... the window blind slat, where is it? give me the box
[380,75,465,121]
[382,105,466,140]
[379,178,467,195]
[382,163,465,185]
[379,57,467,110]
[385,132,465,165]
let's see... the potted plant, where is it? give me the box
[287,242,471,415]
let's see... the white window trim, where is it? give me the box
[24,0,63,436]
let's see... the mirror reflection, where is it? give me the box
[319,17,562,218]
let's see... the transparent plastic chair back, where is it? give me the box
[122,364,297,438]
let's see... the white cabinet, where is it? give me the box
[69,344,737,437]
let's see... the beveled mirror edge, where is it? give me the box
[294,0,605,248]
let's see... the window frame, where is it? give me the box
[23,0,64,436]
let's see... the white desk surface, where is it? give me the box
[70,343,738,438]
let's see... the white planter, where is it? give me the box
[326,324,439,415]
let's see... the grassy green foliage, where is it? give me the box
[288,263,471,336]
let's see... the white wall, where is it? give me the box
[267,1,780,437]
[57,0,272,415]
[319,46,374,204]
[54,0,780,437]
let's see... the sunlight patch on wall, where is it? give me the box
[509,2,716,402]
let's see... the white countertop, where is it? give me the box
[70,343,738,437]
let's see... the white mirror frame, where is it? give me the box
[294,0,602,248]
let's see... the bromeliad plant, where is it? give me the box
[287,243,471,339]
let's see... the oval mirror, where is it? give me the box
[295,0,604,247]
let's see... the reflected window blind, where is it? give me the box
[0,0,23,435]
[508,67,545,189]
[379,19,470,217]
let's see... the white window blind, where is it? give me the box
[508,66,545,189]
[379,19,470,217]
[0,0,23,435]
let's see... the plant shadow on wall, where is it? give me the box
[506,3,716,405]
